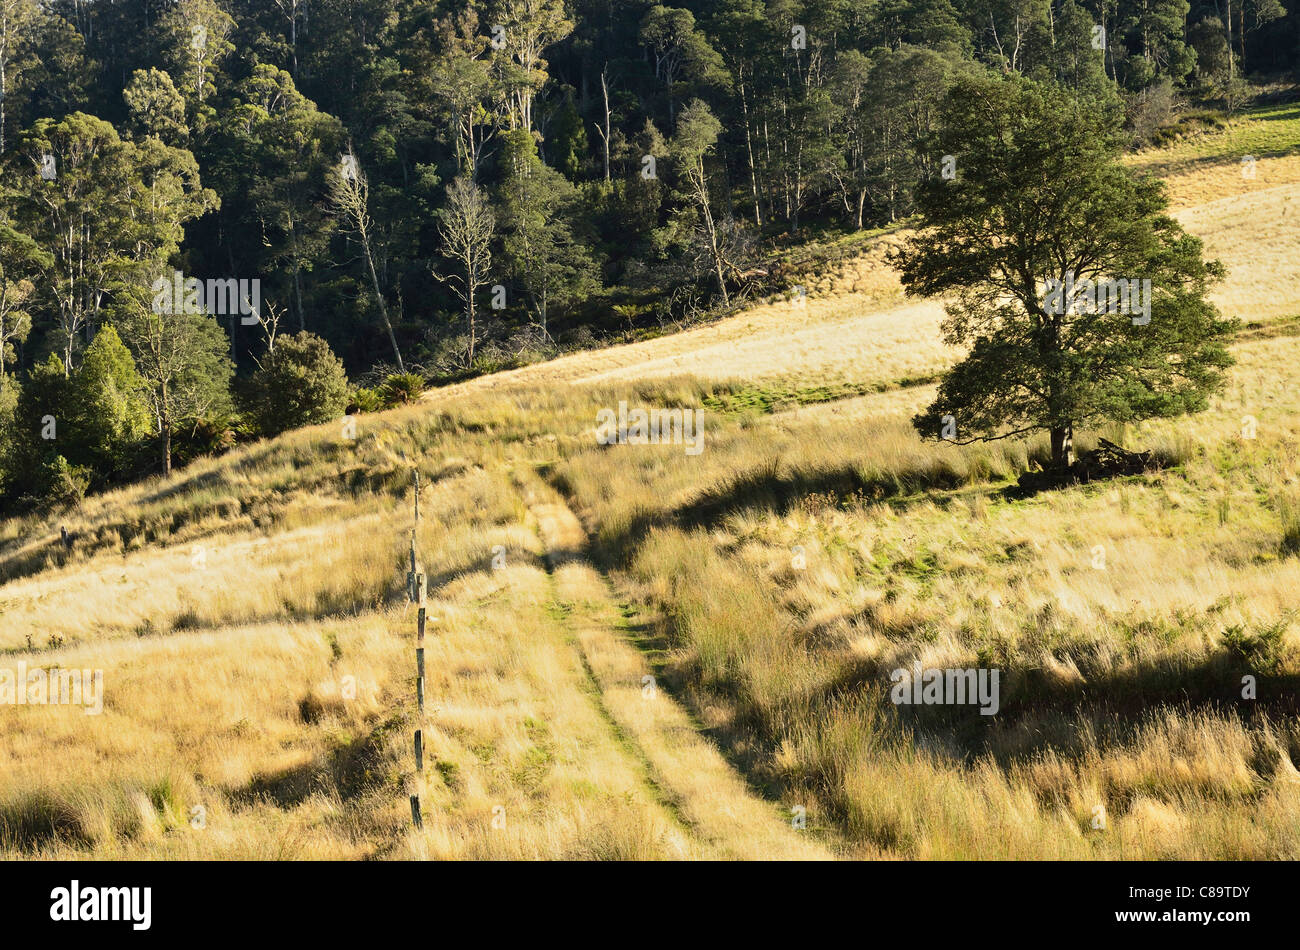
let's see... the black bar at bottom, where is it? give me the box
[0,859,1280,938]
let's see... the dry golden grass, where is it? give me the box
[1,396,839,858]
[1152,153,1300,210]
[1174,183,1300,323]
[3,107,1298,859]
[549,344,1300,856]
[517,470,834,859]
[425,156,1300,400]
[1126,102,1300,209]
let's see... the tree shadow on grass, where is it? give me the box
[813,647,1300,768]
[588,459,975,564]
[232,716,403,811]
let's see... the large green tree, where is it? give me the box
[491,0,574,133]
[832,45,954,228]
[217,65,343,332]
[11,112,211,374]
[123,68,189,145]
[414,7,498,180]
[159,0,236,131]
[896,74,1236,473]
[113,301,234,475]
[13,113,138,374]
[64,325,152,481]
[0,208,47,379]
[496,129,599,339]
[328,153,406,372]
[0,0,37,154]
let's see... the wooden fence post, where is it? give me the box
[408,470,426,830]
[416,647,425,714]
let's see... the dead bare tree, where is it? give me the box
[329,152,406,372]
[593,64,613,181]
[253,300,285,362]
[435,176,494,366]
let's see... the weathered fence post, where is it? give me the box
[407,470,427,830]
[416,647,425,714]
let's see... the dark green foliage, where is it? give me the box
[112,304,235,475]
[241,332,349,437]
[497,129,601,337]
[1221,620,1291,675]
[897,73,1238,472]
[0,0,1296,506]
[64,326,152,478]
[377,372,425,407]
[170,415,239,467]
[3,330,150,498]
[349,386,386,414]
[6,353,71,494]
[37,454,91,509]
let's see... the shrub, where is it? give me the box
[1127,78,1179,148]
[348,386,385,414]
[1221,621,1291,676]
[0,376,19,494]
[241,332,349,437]
[1281,520,1300,559]
[1278,493,1300,559]
[377,372,425,406]
[171,415,239,467]
[41,455,92,509]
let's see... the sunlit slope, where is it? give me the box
[0,400,834,859]
[428,106,1300,398]
[2,105,1297,860]
[1174,183,1300,323]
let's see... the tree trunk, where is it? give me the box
[761,117,774,224]
[290,2,298,80]
[696,162,729,307]
[293,260,305,331]
[364,243,404,372]
[1225,0,1234,80]
[467,295,476,365]
[712,242,728,306]
[1237,1,1246,68]
[739,75,762,228]
[1050,424,1075,471]
[1,46,7,155]
[599,67,611,182]
[226,240,240,361]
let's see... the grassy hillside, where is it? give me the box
[3,106,1299,859]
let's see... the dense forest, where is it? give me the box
[0,0,1297,506]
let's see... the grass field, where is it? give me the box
[2,104,1298,859]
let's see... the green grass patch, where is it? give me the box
[702,374,940,417]
[1129,101,1300,172]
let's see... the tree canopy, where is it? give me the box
[0,0,1292,505]
[897,73,1237,471]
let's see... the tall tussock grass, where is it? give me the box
[5,296,1300,858]
[549,363,1300,858]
